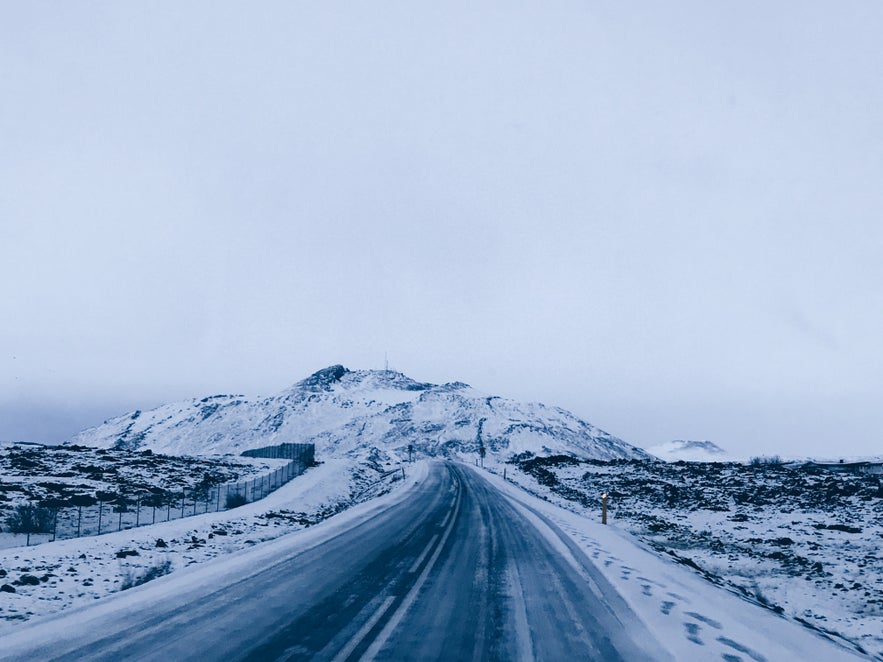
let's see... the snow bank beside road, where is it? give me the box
[0,459,424,632]
[495,454,882,659]
[475,465,868,661]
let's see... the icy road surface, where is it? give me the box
[0,461,865,661]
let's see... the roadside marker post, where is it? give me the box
[601,493,608,525]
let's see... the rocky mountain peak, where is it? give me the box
[72,366,651,463]
[298,365,349,391]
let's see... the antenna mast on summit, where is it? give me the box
[385,352,389,372]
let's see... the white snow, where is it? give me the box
[482,454,882,660]
[0,458,421,631]
[477,465,868,661]
[70,366,648,461]
[1,455,873,660]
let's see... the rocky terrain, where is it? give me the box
[0,444,281,501]
[506,454,883,659]
[0,443,290,547]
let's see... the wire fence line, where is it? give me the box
[7,443,315,546]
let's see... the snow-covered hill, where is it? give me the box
[646,439,728,462]
[72,366,649,462]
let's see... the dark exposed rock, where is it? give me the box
[115,549,139,559]
[814,523,862,534]
[16,574,40,586]
[300,365,349,391]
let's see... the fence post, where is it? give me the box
[167,495,172,522]
[98,500,103,535]
[136,499,141,527]
[216,487,221,511]
[181,489,186,519]
[77,506,82,537]
[52,508,58,542]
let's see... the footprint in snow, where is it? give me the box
[686,612,722,629]
[684,621,703,645]
[660,600,675,615]
[640,583,653,596]
[716,637,768,662]
[721,655,742,662]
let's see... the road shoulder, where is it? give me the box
[471,464,867,662]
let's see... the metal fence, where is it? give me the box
[7,443,315,546]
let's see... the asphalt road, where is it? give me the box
[1,462,668,661]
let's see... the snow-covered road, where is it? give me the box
[0,461,867,661]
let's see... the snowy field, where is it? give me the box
[494,454,883,660]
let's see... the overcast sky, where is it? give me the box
[2,2,882,458]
